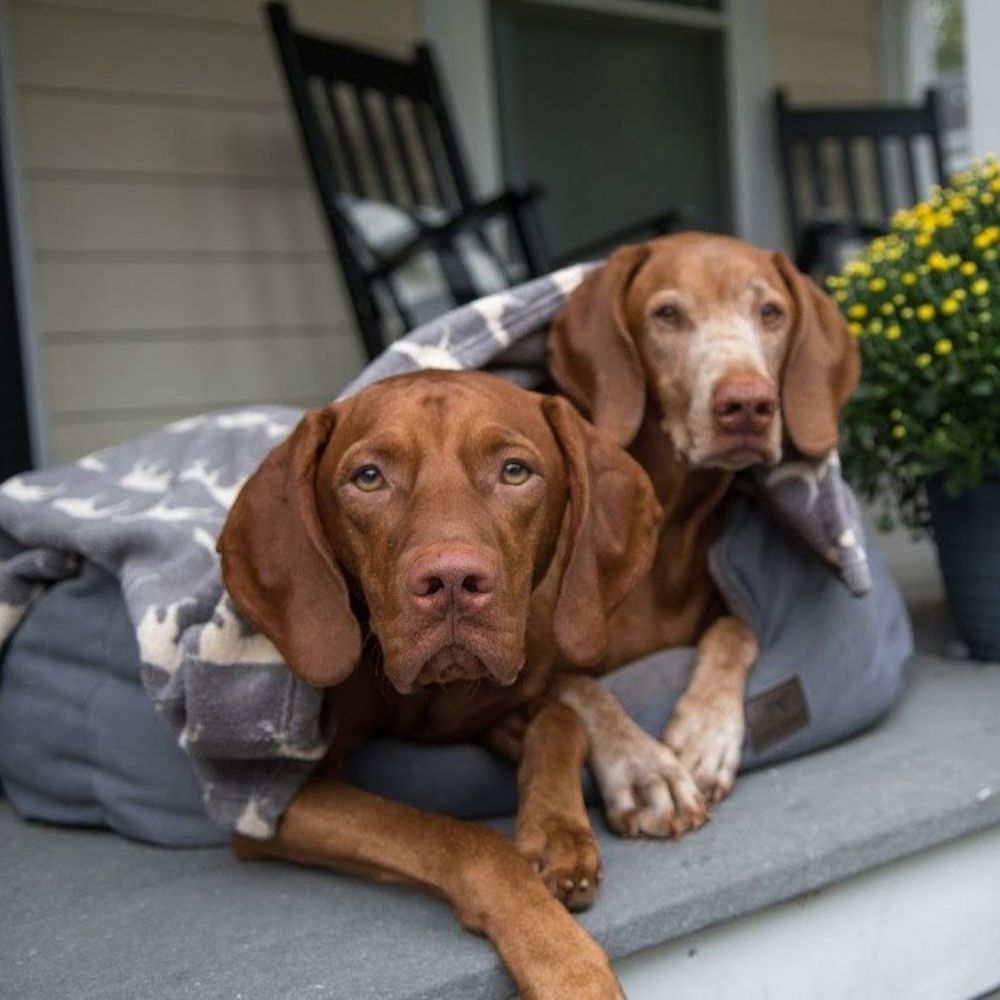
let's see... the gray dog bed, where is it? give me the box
[0,268,912,846]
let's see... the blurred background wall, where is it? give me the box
[0,0,973,463]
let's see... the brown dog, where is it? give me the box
[218,370,666,998]
[549,232,859,811]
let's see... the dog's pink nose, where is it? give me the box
[407,546,496,616]
[712,377,778,435]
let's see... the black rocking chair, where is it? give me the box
[267,2,680,360]
[774,88,948,276]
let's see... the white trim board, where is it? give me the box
[615,824,1000,1000]
[519,0,728,31]
[419,0,501,198]
[724,0,782,250]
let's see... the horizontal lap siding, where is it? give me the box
[11,0,418,462]
[766,0,882,103]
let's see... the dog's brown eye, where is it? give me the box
[500,460,532,486]
[353,465,384,492]
[761,302,784,323]
[653,303,682,324]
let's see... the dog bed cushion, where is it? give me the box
[0,267,908,844]
[0,493,911,847]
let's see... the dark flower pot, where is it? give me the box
[927,472,1000,662]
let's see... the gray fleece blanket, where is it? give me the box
[0,265,871,838]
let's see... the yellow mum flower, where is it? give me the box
[949,195,968,212]
[916,353,932,368]
[973,226,1000,249]
[954,288,967,301]
[901,306,915,319]
[881,302,895,315]
[991,177,1000,192]
[893,293,906,305]
[886,324,902,340]
[934,338,953,355]
[941,297,960,316]
[844,260,871,278]
[834,289,847,302]
[971,278,990,297]
[891,425,907,440]
[847,303,868,319]
[982,192,995,206]
[848,322,864,337]
[961,261,978,276]
[868,277,887,292]
[868,319,884,334]
[915,232,932,248]
[901,272,917,286]
[916,303,936,322]
[927,250,949,271]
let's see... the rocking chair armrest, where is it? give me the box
[365,185,545,283]
[794,218,888,274]
[553,208,682,266]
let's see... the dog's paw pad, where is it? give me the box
[517,819,602,911]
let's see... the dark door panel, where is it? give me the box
[492,0,730,257]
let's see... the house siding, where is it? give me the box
[8,0,420,462]
[766,0,884,103]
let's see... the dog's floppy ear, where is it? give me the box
[218,405,361,687]
[543,395,662,667]
[774,252,860,458]
[548,243,651,447]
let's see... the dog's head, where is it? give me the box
[219,371,660,694]
[549,233,859,466]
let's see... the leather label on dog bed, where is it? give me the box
[746,676,810,752]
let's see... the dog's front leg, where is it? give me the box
[556,676,706,838]
[234,780,622,1000]
[512,700,602,911]
[663,615,758,802]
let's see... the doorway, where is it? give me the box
[492,0,730,258]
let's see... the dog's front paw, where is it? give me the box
[663,691,744,804]
[591,719,707,839]
[516,816,602,911]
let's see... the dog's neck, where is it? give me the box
[629,405,733,529]
[589,402,735,662]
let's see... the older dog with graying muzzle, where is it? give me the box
[548,232,860,821]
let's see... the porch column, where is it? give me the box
[964,0,1000,159]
